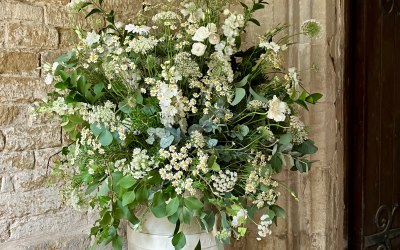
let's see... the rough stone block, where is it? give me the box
[0,3,12,21]
[0,188,61,218]
[12,3,44,23]
[34,147,62,171]
[3,125,61,151]
[12,151,35,170]
[0,52,39,77]
[0,77,49,103]
[0,23,5,48]
[0,151,35,173]
[40,49,68,65]
[0,219,10,244]
[9,209,89,240]
[7,23,58,49]
[59,28,79,48]
[12,169,54,192]
[0,176,14,193]
[0,131,4,152]
[15,0,70,5]
[0,106,20,127]
[44,5,96,28]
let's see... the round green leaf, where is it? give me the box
[99,129,113,146]
[230,88,246,106]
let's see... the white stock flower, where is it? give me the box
[192,26,211,42]
[191,42,207,56]
[267,95,288,122]
[85,31,100,46]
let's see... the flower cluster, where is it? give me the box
[35,0,322,249]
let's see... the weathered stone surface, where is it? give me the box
[33,147,62,170]
[0,219,10,244]
[0,3,13,21]
[12,151,35,170]
[0,131,5,152]
[11,3,43,23]
[7,23,58,49]
[0,52,39,77]
[0,188,61,218]
[58,28,79,48]
[9,209,89,240]
[0,77,49,103]
[40,50,68,65]
[12,169,54,192]
[1,232,91,250]
[44,5,96,28]
[0,176,14,193]
[0,23,5,48]
[15,0,70,6]
[3,126,61,151]
[0,106,20,127]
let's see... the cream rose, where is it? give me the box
[192,26,211,42]
[208,33,220,45]
[191,42,207,56]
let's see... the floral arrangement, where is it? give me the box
[36,0,322,249]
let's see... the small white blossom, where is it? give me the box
[85,31,100,46]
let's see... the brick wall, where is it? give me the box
[0,0,346,249]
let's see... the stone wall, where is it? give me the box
[0,0,346,249]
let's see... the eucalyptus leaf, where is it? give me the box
[160,135,174,148]
[99,129,113,146]
[230,88,246,106]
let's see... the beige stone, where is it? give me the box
[12,151,35,170]
[59,28,79,48]
[0,3,13,21]
[0,176,14,193]
[7,23,58,49]
[0,77,49,103]
[0,23,5,48]
[11,3,44,23]
[2,126,61,151]
[0,131,5,152]
[9,209,90,240]
[0,52,39,77]
[15,0,70,6]
[0,219,10,244]
[0,188,62,218]
[12,169,55,192]
[0,106,20,127]
[44,5,99,29]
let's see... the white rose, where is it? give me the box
[208,33,220,45]
[192,26,211,42]
[85,31,100,46]
[267,95,288,122]
[191,42,207,57]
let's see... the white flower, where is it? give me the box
[191,42,207,56]
[125,24,151,35]
[85,31,100,46]
[267,95,288,122]
[192,26,211,42]
[209,33,220,45]
[45,73,53,85]
[259,41,280,53]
